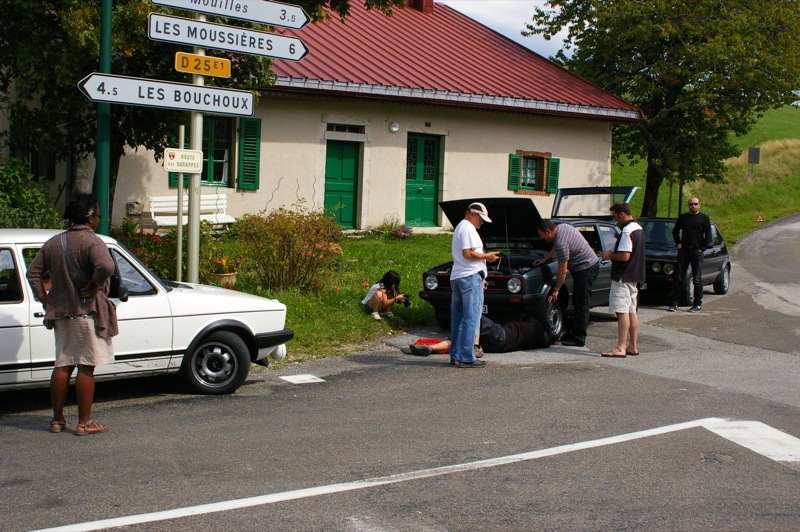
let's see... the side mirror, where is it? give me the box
[118,284,129,303]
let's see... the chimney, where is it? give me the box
[406,0,434,14]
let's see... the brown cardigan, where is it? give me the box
[26,225,119,339]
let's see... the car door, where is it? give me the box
[702,223,726,285]
[574,223,616,305]
[0,247,33,387]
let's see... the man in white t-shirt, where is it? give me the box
[449,202,500,368]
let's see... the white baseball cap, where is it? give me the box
[468,202,492,223]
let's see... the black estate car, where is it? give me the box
[638,217,731,304]
[419,187,639,337]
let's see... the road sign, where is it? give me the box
[151,0,310,30]
[148,13,309,62]
[163,148,204,173]
[77,73,254,116]
[175,52,231,78]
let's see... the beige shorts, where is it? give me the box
[608,280,639,314]
[54,316,115,367]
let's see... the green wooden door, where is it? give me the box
[324,140,359,229]
[404,133,440,227]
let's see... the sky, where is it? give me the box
[436,0,563,58]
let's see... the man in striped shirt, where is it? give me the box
[535,220,600,347]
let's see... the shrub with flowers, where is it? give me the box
[210,252,240,274]
[232,203,343,291]
[391,225,413,239]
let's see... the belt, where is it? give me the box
[63,313,94,320]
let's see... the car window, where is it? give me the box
[0,248,23,303]
[598,225,618,252]
[111,249,157,296]
[640,220,674,244]
[710,224,722,246]
[575,225,602,253]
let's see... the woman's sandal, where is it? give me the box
[49,420,69,433]
[75,420,109,436]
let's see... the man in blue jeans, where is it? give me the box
[668,197,712,312]
[450,203,500,368]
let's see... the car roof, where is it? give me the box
[0,228,117,245]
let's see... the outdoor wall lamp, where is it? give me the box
[388,122,400,133]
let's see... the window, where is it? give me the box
[0,249,22,303]
[169,117,261,191]
[508,151,559,193]
[326,123,365,134]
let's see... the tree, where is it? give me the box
[524,0,800,216]
[0,0,404,217]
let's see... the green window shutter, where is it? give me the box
[237,117,261,190]
[546,158,560,193]
[168,134,190,188]
[507,153,522,191]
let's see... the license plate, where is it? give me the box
[482,305,488,314]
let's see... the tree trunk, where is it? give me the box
[640,152,665,217]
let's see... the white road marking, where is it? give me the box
[36,417,800,532]
[280,374,326,384]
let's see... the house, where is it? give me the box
[10,0,644,230]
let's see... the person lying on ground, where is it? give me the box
[409,315,551,356]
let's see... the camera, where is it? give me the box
[400,293,411,307]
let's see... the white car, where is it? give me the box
[0,229,293,394]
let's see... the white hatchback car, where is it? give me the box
[0,229,293,394]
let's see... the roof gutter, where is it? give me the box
[273,77,643,122]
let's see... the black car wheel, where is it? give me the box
[713,265,730,294]
[538,299,565,339]
[182,331,250,394]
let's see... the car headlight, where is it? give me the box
[651,262,662,273]
[663,263,675,275]
[424,275,439,290]
[507,277,522,294]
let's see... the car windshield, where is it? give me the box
[639,220,675,246]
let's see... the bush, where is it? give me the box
[0,160,61,229]
[232,204,343,291]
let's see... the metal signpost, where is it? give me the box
[83,0,309,282]
[77,73,254,115]
[150,0,310,29]
[148,14,309,61]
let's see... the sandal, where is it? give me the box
[75,420,109,436]
[50,419,68,433]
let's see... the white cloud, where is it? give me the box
[437,0,564,58]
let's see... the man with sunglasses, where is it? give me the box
[668,197,712,313]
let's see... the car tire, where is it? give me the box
[679,276,694,306]
[713,265,730,294]
[181,331,250,395]
[538,299,565,339]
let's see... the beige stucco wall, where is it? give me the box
[108,93,613,229]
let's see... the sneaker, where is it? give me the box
[473,345,484,358]
[371,312,381,320]
[449,359,457,366]
[560,334,585,347]
[689,306,701,313]
[667,304,678,312]
[458,359,487,368]
[384,311,396,319]
[409,344,432,356]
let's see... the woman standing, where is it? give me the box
[27,193,118,435]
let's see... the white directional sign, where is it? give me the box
[151,0,310,30]
[77,73,254,116]
[163,148,204,173]
[148,13,309,62]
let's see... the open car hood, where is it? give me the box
[439,197,544,241]
[551,186,640,218]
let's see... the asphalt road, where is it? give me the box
[1,216,799,531]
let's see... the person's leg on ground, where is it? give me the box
[75,365,96,425]
[570,263,597,344]
[450,279,465,364]
[670,249,690,309]
[627,310,639,354]
[690,250,703,308]
[50,365,74,431]
[614,313,630,355]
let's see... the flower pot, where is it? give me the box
[210,272,237,287]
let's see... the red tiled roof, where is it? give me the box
[268,2,642,122]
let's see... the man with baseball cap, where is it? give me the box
[449,202,500,368]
